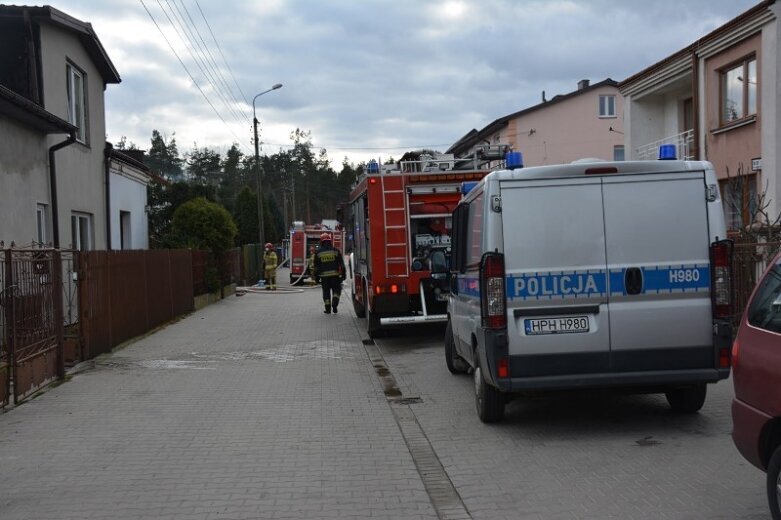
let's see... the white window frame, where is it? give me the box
[120,210,132,250]
[599,95,616,118]
[36,203,48,245]
[66,63,87,143]
[71,212,94,251]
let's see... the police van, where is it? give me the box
[446,151,734,422]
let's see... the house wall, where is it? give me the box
[761,3,780,221]
[508,86,624,166]
[109,165,149,250]
[704,33,762,184]
[0,116,51,245]
[39,22,107,249]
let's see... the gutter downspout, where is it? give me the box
[104,143,112,249]
[691,51,700,160]
[48,131,76,248]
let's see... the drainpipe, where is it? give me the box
[48,131,76,248]
[104,143,112,249]
[691,51,700,160]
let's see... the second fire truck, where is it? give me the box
[345,151,500,337]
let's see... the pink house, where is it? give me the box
[619,0,779,231]
[448,79,625,167]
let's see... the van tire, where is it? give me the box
[665,384,707,413]
[445,321,468,374]
[767,444,781,519]
[353,283,366,318]
[474,361,504,423]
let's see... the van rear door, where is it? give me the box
[602,171,712,372]
[501,177,610,376]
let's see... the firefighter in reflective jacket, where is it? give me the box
[263,242,277,290]
[313,232,345,313]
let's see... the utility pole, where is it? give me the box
[251,83,282,245]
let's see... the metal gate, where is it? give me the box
[1,249,64,405]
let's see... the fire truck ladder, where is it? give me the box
[380,174,409,278]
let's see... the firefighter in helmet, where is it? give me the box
[262,242,278,290]
[306,245,317,283]
[313,232,345,313]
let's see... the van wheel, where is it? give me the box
[445,321,468,374]
[474,361,504,423]
[353,283,366,318]
[768,444,781,520]
[665,384,707,413]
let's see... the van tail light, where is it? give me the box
[731,337,740,369]
[719,347,731,368]
[480,252,506,329]
[497,357,510,378]
[710,240,733,319]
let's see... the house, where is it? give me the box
[107,145,151,250]
[619,0,779,231]
[0,5,121,249]
[448,79,625,168]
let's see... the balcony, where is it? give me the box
[635,129,695,160]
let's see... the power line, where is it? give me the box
[262,143,455,151]
[194,0,250,107]
[159,0,247,128]
[139,0,250,149]
[176,0,248,124]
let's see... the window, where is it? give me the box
[613,145,625,161]
[720,175,757,231]
[721,57,757,125]
[748,261,781,334]
[120,211,131,250]
[71,212,93,251]
[36,204,47,245]
[599,95,616,118]
[467,192,484,266]
[66,63,86,142]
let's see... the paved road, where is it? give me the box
[375,323,769,520]
[0,274,771,519]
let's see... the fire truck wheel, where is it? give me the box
[445,321,468,374]
[353,287,366,318]
[367,307,384,338]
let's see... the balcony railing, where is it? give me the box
[635,129,695,160]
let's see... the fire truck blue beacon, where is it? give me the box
[446,149,734,423]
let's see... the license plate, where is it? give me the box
[524,316,589,335]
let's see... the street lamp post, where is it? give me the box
[252,83,283,246]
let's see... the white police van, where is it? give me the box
[446,150,734,422]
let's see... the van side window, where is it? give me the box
[467,192,484,267]
[747,262,781,334]
[451,203,469,273]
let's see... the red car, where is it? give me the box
[732,250,781,519]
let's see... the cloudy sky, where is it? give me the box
[48,0,760,167]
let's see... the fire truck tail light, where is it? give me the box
[374,283,406,295]
[710,240,733,319]
[390,284,399,294]
[481,253,506,329]
[369,178,377,184]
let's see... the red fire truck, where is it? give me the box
[288,221,345,285]
[345,152,494,337]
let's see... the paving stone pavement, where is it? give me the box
[0,284,437,520]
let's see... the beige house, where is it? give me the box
[449,79,625,167]
[0,5,121,249]
[619,0,779,231]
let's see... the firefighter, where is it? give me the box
[313,232,345,313]
[262,242,278,290]
[306,245,317,283]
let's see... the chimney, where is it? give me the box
[578,79,590,90]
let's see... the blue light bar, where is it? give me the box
[367,159,380,173]
[505,151,523,170]
[461,181,478,196]
[658,144,677,160]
